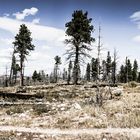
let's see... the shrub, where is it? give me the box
[32,104,50,115]
[128,81,138,88]
[6,106,24,115]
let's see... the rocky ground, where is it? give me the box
[0,83,140,139]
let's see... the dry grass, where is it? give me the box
[0,84,140,130]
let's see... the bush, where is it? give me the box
[6,106,24,115]
[128,81,138,88]
[32,104,50,115]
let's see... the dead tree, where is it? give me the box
[112,48,118,85]
[96,25,103,106]
[9,47,15,85]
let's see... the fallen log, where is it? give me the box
[0,92,43,100]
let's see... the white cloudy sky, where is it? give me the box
[0,0,140,76]
[0,7,67,76]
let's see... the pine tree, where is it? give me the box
[119,65,125,83]
[106,51,112,77]
[132,59,138,81]
[91,58,98,81]
[37,72,42,82]
[111,49,117,84]
[101,60,106,81]
[65,10,94,84]
[126,59,132,82]
[40,70,46,82]
[9,54,20,85]
[62,68,67,81]
[67,60,73,84]
[86,63,90,82]
[13,24,35,86]
[137,72,140,83]
[32,70,38,83]
[13,64,20,84]
[54,55,61,83]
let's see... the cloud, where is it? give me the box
[3,13,10,17]
[130,11,140,21]
[0,17,65,42]
[32,18,40,24]
[132,35,140,42]
[130,11,140,43]
[0,38,13,45]
[13,7,38,20]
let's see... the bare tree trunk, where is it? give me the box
[112,48,117,85]
[67,68,71,85]
[55,65,58,83]
[95,25,104,106]
[9,47,15,86]
[73,46,79,85]
[20,58,24,86]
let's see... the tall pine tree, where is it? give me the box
[13,24,35,86]
[65,10,94,84]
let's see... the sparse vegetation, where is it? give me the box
[0,7,140,140]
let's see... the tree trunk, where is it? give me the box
[55,65,58,83]
[15,73,17,85]
[73,46,79,85]
[20,58,24,86]
[67,69,71,85]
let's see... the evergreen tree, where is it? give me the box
[119,65,125,83]
[132,59,138,81]
[111,49,117,84]
[101,60,106,81]
[9,54,20,85]
[13,63,20,84]
[67,60,73,84]
[65,10,94,84]
[106,51,112,77]
[62,68,67,81]
[86,63,90,82]
[32,70,38,82]
[54,55,61,83]
[91,58,98,81]
[40,70,46,82]
[137,72,140,83]
[111,61,116,84]
[13,24,35,86]
[126,59,132,82]
[37,72,42,82]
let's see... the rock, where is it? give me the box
[73,103,81,110]
[15,86,26,93]
[112,88,123,96]
[40,134,45,138]
[19,113,30,119]
[17,132,22,136]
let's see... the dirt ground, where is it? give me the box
[0,84,140,139]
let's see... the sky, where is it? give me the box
[0,0,140,76]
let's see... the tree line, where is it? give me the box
[4,10,139,87]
